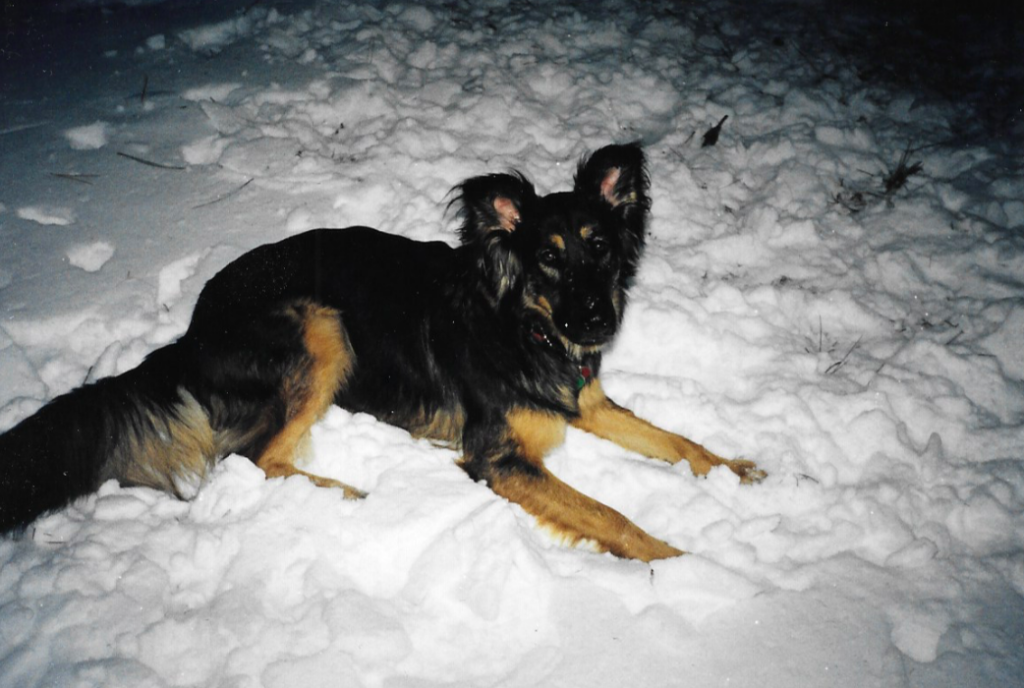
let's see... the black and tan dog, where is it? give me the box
[0,143,763,560]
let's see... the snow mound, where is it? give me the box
[16,206,76,226]
[63,121,109,150]
[66,241,115,272]
[178,8,273,54]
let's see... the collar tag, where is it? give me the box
[576,365,592,390]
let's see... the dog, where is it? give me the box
[0,143,764,560]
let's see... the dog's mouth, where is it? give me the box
[526,316,609,361]
[523,291,618,360]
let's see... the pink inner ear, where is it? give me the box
[600,167,622,207]
[493,196,521,231]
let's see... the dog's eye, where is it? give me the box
[590,237,610,256]
[537,248,560,266]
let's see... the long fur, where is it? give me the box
[0,345,213,533]
[0,143,762,559]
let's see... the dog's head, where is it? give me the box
[455,143,649,358]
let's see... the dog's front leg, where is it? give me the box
[460,408,684,562]
[572,380,766,484]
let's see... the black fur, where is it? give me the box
[0,143,650,535]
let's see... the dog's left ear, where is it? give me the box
[576,143,648,211]
[575,143,649,278]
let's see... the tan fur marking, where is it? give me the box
[406,406,466,445]
[506,408,567,463]
[532,294,554,316]
[491,468,683,561]
[579,225,593,240]
[121,389,216,497]
[497,407,682,561]
[574,380,765,483]
[548,234,565,250]
[255,303,364,499]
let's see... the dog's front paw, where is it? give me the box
[726,459,767,485]
[313,475,367,499]
[341,484,368,500]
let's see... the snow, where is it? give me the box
[63,121,110,150]
[145,34,167,52]
[1,0,1022,686]
[67,241,116,272]
[15,205,77,226]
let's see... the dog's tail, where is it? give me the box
[0,344,217,536]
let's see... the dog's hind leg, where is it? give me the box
[252,301,365,499]
[572,379,766,484]
[463,408,683,562]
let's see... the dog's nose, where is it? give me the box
[581,295,613,333]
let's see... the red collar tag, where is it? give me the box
[576,365,592,390]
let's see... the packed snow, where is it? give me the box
[1,0,1022,686]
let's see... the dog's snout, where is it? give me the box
[563,291,615,344]
[583,297,608,326]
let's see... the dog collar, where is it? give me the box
[529,324,592,390]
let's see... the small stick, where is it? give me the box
[825,336,862,375]
[0,121,51,135]
[51,172,98,185]
[116,151,186,170]
[193,178,253,209]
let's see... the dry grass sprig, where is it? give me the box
[882,144,923,197]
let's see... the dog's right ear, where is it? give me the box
[453,173,534,244]
[452,173,536,302]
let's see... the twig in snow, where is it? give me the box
[805,315,836,355]
[825,336,862,375]
[192,178,254,209]
[140,74,149,105]
[51,172,98,185]
[116,151,186,170]
[0,121,51,135]
[701,115,729,148]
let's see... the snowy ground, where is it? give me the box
[1,0,1022,686]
